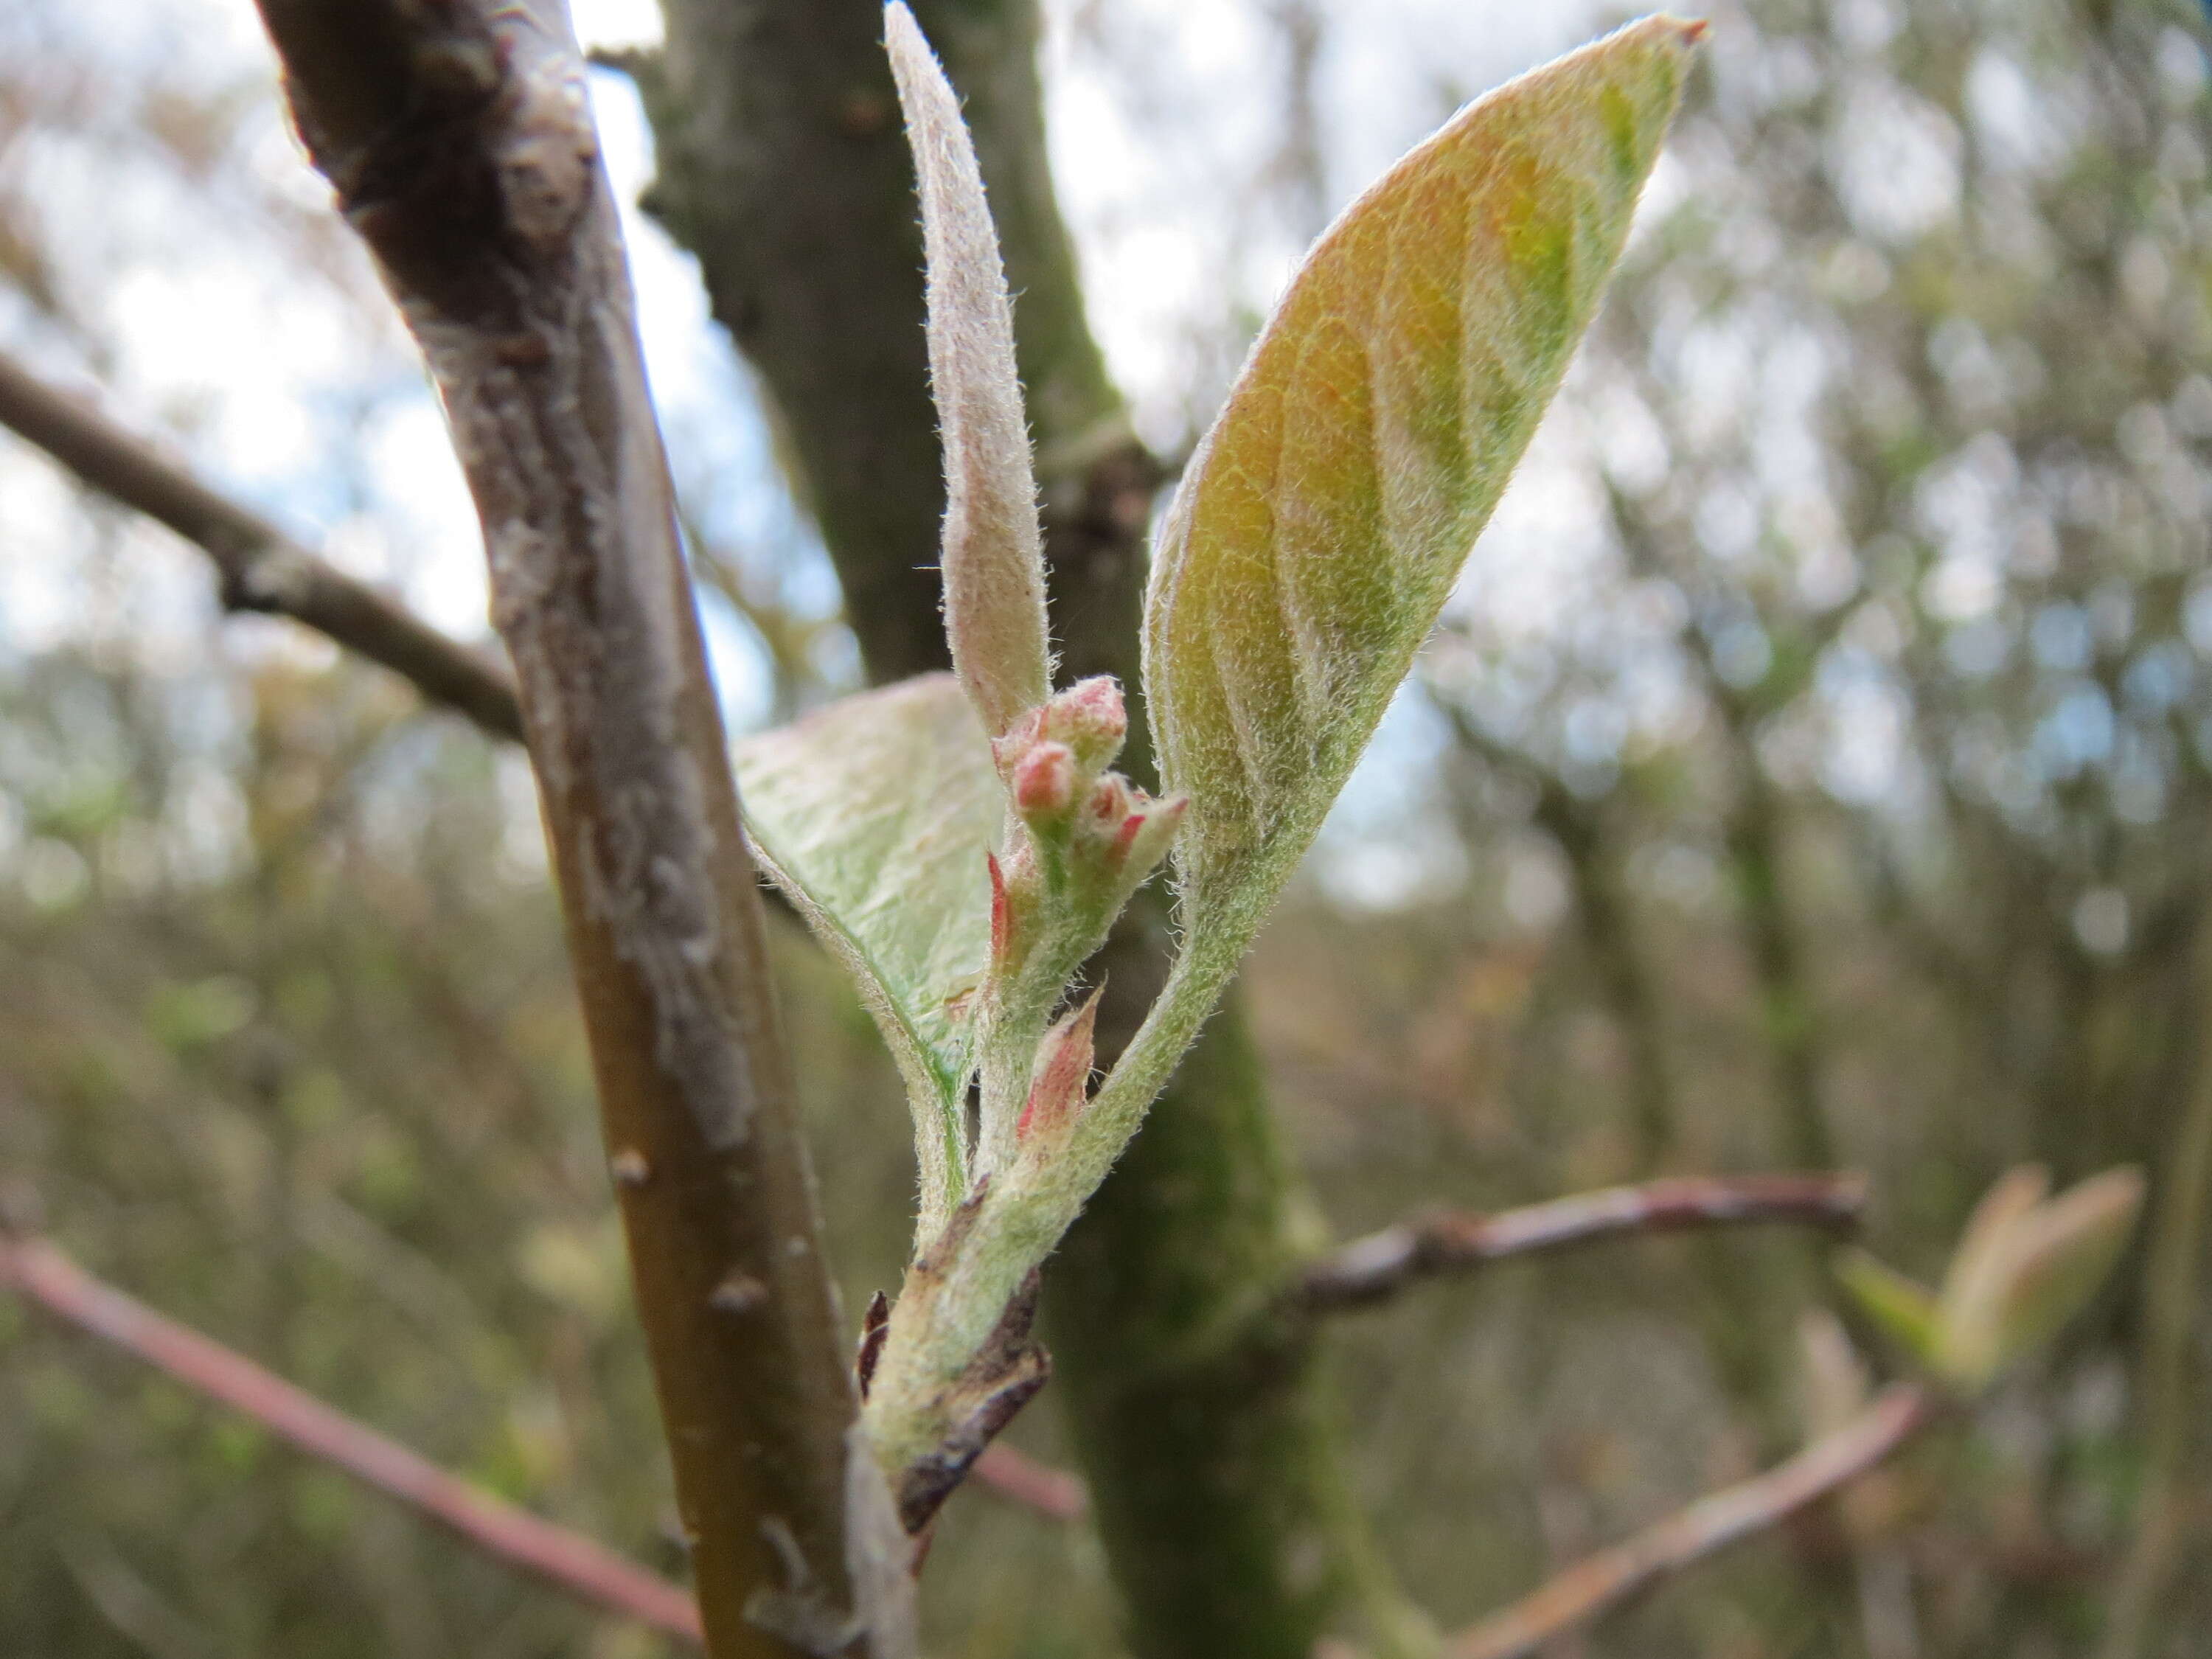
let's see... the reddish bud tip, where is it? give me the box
[1086,776,1132,824]
[1040,675,1128,773]
[1016,988,1102,1143]
[1013,742,1077,818]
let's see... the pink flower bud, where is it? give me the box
[1085,775,1132,826]
[1012,742,1078,820]
[1046,676,1128,773]
[990,706,1046,780]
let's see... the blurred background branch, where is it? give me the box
[0,1225,707,1646]
[0,351,523,741]
[1447,1385,1940,1659]
[1298,1174,1865,1314]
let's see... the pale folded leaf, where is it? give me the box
[886,1,1053,739]
[734,674,1001,1228]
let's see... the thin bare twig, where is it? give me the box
[1446,1384,1939,1659]
[1297,1174,1867,1313]
[0,350,524,742]
[0,1231,703,1645]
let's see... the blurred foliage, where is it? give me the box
[2,0,2211,1657]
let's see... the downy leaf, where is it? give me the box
[734,674,1001,1225]
[886,1,1053,739]
[1144,16,1700,956]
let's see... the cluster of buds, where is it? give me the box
[986,676,1186,990]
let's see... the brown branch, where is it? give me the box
[0,350,524,742]
[1445,1384,1939,1659]
[1297,1174,1868,1314]
[0,1231,703,1645]
[247,4,891,1655]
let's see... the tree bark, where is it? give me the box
[248,5,899,1653]
[637,3,1395,1652]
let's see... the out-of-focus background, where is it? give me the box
[2,0,2209,1654]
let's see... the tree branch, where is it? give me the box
[247,5,900,1654]
[0,1230,704,1645]
[1296,1175,1867,1314]
[0,350,524,742]
[1444,1384,1939,1659]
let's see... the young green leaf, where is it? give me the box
[1930,1163,2049,1385]
[885,1,1052,739]
[1835,1248,1942,1368]
[1980,1166,2143,1374]
[734,674,1001,1228]
[1144,15,1700,962]
[861,15,1704,1497]
[1935,1166,2143,1389]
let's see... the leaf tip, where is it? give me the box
[885,0,1053,742]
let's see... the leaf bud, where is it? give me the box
[1015,987,1102,1144]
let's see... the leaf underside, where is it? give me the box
[1143,16,1700,953]
[734,674,999,1129]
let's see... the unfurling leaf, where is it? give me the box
[734,674,1000,1228]
[886,0,1052,739]
[1842,1165,2147,1395]
[1934,1166,2143,1389]
[857,14,1703,1500]
[1144,16,1700,961]
[1935,1164,2051,1345]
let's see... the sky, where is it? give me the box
[0,0,1638,910]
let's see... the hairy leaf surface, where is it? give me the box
[886,1,1052,738]
[1144,16,1699,953]
[734,674,999,1218]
